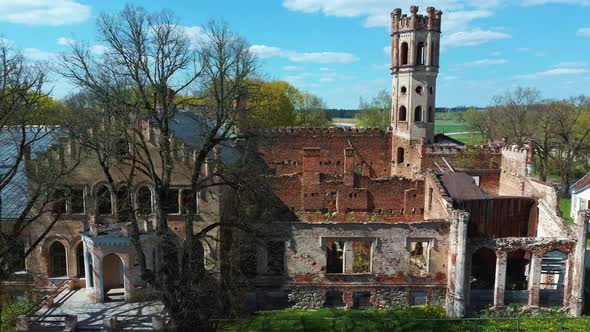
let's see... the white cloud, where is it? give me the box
[371,63,390,70]
[442,29,510,47]
[577,27,590,37]
[515,68,588,79]
[182,26,208,44]
[57,37,75,46]
[457,58,508,67]
[283,65,304,71]
[90,45,109,55]
[22,48,55,61]
[250,45,359,64]
[490,51,502,56]
[553,61,587,68]
[522,0,590,5]
[319,67,331,71]
[515,47,546,56]
[282,1,513,48]
[0,0,90,25]
[383,46,391,56]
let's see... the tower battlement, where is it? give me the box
[391,6,442,34]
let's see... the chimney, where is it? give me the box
[343,148,355,187]
[302,147,321,186]
[235,88,249,133]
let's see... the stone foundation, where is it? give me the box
[288,287,325,309]
[373,288,407,309]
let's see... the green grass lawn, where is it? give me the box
[219,306,590,332]
[559,197,573,223]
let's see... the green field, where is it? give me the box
[434,119,473,134]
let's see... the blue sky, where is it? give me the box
[0,0,589,109]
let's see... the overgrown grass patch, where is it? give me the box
[559,197,573,223]
[219,306,590,332]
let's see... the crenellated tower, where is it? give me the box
[390,6,442,178]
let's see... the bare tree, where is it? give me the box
[550,96,590,195]
[60,5,258,330]
[490,87,540,145]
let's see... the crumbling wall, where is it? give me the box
[423,173,452,220]
[256,128,392,177]
[499,145,529,196]
[286,221,449,285]
[524,179,570,238]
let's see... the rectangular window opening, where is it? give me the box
[324,291,345,308]
[353,291,373,309]
[410,290,427,306]
[326,241,344,274]
[163,188,180,214]
[409,241,430,277]
[70,188,85,214]
[267,241,285,275]
[352,241,372,274]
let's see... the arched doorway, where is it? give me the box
[102,253,125,302]
[50,242,67,277]
[76,243,85,278]
[470,248,496,310]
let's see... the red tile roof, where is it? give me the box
[572,171,590,191]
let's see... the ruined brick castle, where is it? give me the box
[4,6,588,318]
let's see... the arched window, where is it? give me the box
[116,186,131,223]
[428,107,434,122]
[400,42,409,65]
[414,106,423,122]
[50,242,67,277]
[397,147,405,164]
[416,41,425,65]
[96,185,112,215]
[76,243,85,278]
[137,186,152,214]
[399,106,407,122]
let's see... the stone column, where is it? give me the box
[344,241,354,274]
[124,254,134,302]
[527,254,542,307]
[453,210,469,317]
[83,242,92,289]
[494,251,507,307]
[569,210,589,316]
[94,253,104,303]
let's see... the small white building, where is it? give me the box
[571,171,590,219]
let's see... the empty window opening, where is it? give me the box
[182,189,197,214]
[400,86,407,94]
[96,185,112,215]
[163,188,180,214]
[506,249,530,291]
[409,241,430,277]
[324,291,345,308]
[52,189,67,214]
[352,241,371,273]
[470,248,496,290]
[414,106,423,122]
[116,186,131,223]
[540,250,566,290]
[76,242,85,278]
[353,291,373,309]
[428,188,434,211]
[137,186,152,214]
[397,148,405,164]
[415,86,423,94]
[428,107,434,122]
[400,42,409,65]
[115,139,128,159]
[239,243,257,278]
[70,188,84,214]
[267,241,285,275]
[50,241,67,277]
[416,42,425,65]
[326,241,344,273]
[429,86,434,95]
[398,106,407,122]
[410,291,427,306]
